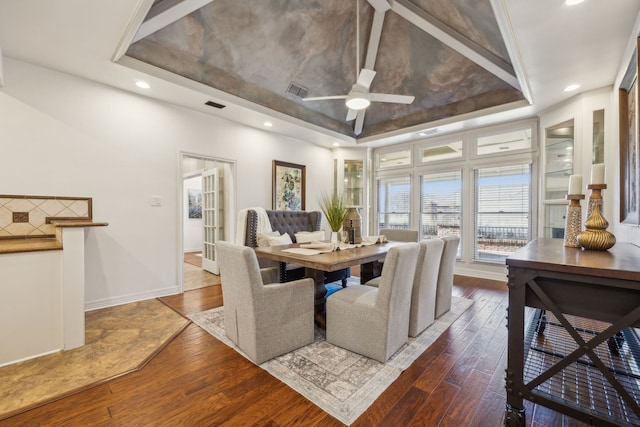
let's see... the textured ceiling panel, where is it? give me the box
[126,0,525,138]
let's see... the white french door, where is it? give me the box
[202,168,220,274]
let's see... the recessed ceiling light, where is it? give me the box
[564,84,580,92]
[135,81,150,89]
[333,142,340,147]
[565,0,584,5]
[263,121,273,127]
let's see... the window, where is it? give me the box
[474,164,532,263]
[377,175,411,231]
[476,127,532,156]
[377,149,411,169]
[372,118,536,276]
[420,170,462,246]
[420,140,463,163]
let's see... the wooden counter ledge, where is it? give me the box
[0,221,107,254]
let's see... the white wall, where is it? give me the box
[0,251,63,366]
[0,58,336,309]
[183,174,203,252]
[613,17,640,244]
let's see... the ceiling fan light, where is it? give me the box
[345,94,370,110]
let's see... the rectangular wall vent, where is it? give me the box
[205,100,226,109]
[286,82,308,99]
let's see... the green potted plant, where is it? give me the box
[319,192,348,243]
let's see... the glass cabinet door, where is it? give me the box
[343,160,364,207]
[544,120,574,200]
[542,119,574,239]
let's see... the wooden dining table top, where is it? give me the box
[253,241,406,272]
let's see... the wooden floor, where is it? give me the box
[0,275,592,426]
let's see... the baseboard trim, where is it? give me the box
[85,286,181,311]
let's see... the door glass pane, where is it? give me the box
[377,149,411,169]
[545,120,574,200]
[421,140,463,163]
[477,127,532,156]
[593,109,605,164]
[420,170,462,256]
[474,164,532,263]
[343,160,364,207]
[377,175,410,231]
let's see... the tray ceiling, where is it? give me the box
[125,0,527,139]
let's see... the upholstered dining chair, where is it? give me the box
[326,243,420,363]
[379,228,419,242]
[216,241,315,364]
[364,238,445,337]
[360,228,420,283]
[435,235,460,319]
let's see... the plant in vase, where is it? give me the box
[319,192,348,243]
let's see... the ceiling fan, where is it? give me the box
[302,68,415,120]
[301,0,415,133]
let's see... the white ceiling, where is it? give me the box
[0,0,639,149]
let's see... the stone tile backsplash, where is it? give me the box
[0,195,92,238]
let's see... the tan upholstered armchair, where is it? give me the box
[216,241,315,364]
[326,243,419,362]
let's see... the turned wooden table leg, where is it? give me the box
[306,268,327,329]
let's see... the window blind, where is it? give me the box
[473,163,532,262]
[376,175,411,231]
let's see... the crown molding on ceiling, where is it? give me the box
[490,0,533,104]
[392,0,519,90]
[133,0,214,43]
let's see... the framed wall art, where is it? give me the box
[619,38,640,225]
[188,188,202,219]
[273,160,305,211]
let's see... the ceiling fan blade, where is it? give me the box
[302,95,348,101]
[354,110,366,136]
[346,108,358,121]
[356,69,376,89]
[369,93,415,104]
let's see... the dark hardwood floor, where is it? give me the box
[0,275,591,426]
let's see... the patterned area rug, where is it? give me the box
[189,295,473,425]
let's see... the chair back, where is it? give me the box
[216,241,263,345]
[376,243,420,349]
[435,235,460,318]
[379,228,419,242]
[409,238,445,337]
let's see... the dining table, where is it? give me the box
[253,240,404,328]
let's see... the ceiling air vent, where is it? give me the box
[205,100,226,109]
[286,82,308,99]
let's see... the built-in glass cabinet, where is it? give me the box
[542,119,574,238]
[343,160,364,207]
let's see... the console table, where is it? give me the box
[505,238,640,427]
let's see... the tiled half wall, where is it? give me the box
[0,195,92,238]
